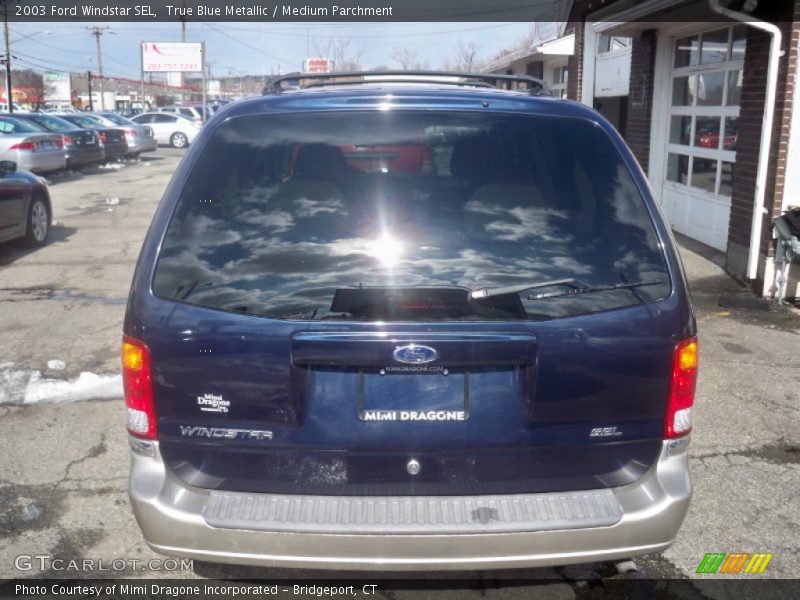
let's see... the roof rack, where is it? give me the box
[262,70,550,96]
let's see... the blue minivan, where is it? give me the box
[123,72,697,570]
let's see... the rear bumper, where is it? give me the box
[102,143,128,161]
[66,145,105,167]
[18,151,66,173]
[129,439,691,571]
[128,137,158,153]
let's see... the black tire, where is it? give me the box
[24,195,50,247]
[170,132,189,148]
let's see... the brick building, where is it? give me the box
[565,0,800,299]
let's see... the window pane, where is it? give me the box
[152,111,672,321]
[552,66,568,86]
[723,117,739,151]
[672,76,696,106]
[697,72,725,106]
[701,29,729,65]
[667,153,689,184]
[691,159,718,194]
[598,34,611,53]
[726,70,742,106]
[669,116,691,145]
[719,161,734,197]
[675,36,700,68]
[695,117,722,149]
[730,25,746,60]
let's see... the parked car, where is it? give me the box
[696,129,737,151]
[124,72,697,571]
[56,114,128,162]
[85,112,157,156]
[117,107,143,118]
[0,159,52,246]
[155,105,205,124]
[11,113,105,168]
[0,116,66,173]
[44,106,78,114]
[130,112,199,148]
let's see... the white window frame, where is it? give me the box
[662,25,743,199]
[597,34,632,57]
[549,61,569,98]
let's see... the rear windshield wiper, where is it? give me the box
[470,279,586,299]
[526,280,667,301]
[470,279,666,301]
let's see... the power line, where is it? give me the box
[203,22,301,68]
[210,22,525,39]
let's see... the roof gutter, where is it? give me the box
[709,0,782,280]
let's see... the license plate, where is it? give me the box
[358,369,469,422]
[38,140,53,149]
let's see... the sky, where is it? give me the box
[6,22,545,80]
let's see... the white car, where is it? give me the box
[154,105,206,124]
[130,112,200,148]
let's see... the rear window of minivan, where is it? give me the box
[153,111,671,321]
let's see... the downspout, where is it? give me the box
[709,0,782,280]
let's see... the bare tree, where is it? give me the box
[313,37,364,71]
[443,39,481,72]
[392,46,428,71]
[488,26,536,66]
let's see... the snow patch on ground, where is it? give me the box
[47,359,66,370]
[0,368,122,404]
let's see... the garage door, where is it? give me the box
[660,26,745,251]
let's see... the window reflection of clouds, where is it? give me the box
[154,112,670,319]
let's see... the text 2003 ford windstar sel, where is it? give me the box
[123,72,697,570]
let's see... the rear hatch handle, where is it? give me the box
[291,332,537,368]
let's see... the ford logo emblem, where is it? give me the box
[393,344,438,365]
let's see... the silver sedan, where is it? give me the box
[0,116,66,173]
[84,112,158,156]
[130,112,200,148]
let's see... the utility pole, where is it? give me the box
[87,71,93,111]
[179,10,186,103]
[2,1,12,112]
[205,60,215,106]
[261,22,267,90]
[87,26,113,110]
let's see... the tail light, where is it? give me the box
[122,336,157,439]
[10,140,37,151]
[54,138,64,149]
[126,129,138,137]
[98,131,108,144]
[62,134,73,146]
[665,336,698,438]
